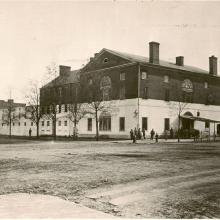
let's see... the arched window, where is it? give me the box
[100,76,112,101]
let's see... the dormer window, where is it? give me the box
[103,58,108,63]
[141,72,148,80]
[120,72,126,81]
[204,82,208,89]
[164,75,169,83]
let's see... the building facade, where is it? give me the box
[1,41,220,138]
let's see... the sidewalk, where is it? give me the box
[0,193,114,218]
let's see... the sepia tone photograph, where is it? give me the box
[0,0,220,218]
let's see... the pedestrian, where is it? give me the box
[138,128,142,139]
[142,128,146,139]
[155,133,158,143]
[130,129,134,140]
[164,130,168,141]
[29,128,32,137]
[133,133,136,143]
[150,129,155,140]
[134,128,138,138]
[170,128,174,139]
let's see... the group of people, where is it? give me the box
[130,128,159,143]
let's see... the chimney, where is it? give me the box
[209,56,217,76]
[90,57,94,62]
[59,65,71,77]
[149,41,160,64]
[176,56,184,66]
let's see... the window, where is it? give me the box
[164,118,170,131]
[120,85,125,99]
[47,121,50,126]
[103,58,108,63]
[18,122,20,126]
[182,92,193,103]
[204,82,208,89]
[217,124,220,135]
[13,123,15,126]
[31,122,33,126]
[165,89,170,101]
[64,104,68,112]
[64,121,67,126]
[141,72,147,80]
[164,75,169,83]
[205,121,210,128]
[42,121,44,126]
[99,117,111,131]
[143,87,148,99]
[59,105,62,113]
[120,72,125,81]
[142,117,148,131]
[88,118,92,131]
[59,87,62,97]
[24,122,26,126]
[100,76,112,101]
[2,123,4,127]
[88,78,93,85]
[119,117,125,131]
[47,106,50,114]
[58,121,61,126]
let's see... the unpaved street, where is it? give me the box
[0,139,219,218]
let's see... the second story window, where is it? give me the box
[64,104,68,112]
[141,72,148,80]
[120,72,126,81]
[100,76,111,101]
[47,121,50,126]
[164,75,169,83]
[58,105,62,113]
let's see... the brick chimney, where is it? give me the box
[176,56,184,66]
[149,41,160,64]
[59,65,71,77]
[209,56,217,76]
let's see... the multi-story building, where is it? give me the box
[39,41,220,138]
[0,99,36,136]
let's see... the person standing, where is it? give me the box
[134,128,138,138]
[155,133,159,143]
[150,129,155,140]
[142,128,146,139]
[29,128,32,137]
[170,128,174,139]
[138,128,142,139]
[130,129,134,140]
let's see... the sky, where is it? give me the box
[0,1,220,103]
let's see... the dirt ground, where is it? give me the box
[0,138,219,218]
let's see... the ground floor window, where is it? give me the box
[88,118,92,131]
[42,121,44,126]
[164,118,170,130]
[64,121,67,126]
[99,117,111,131]
[205,121,210,129]
[142,117,148,130]
[119,117,125,131]
[217,124,220,135]
[58,121,61,126]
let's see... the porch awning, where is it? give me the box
[180,115,220,123]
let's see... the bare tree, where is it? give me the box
[82,75,113,141]
[44,62,59,140]
[1,100,22,138]
[25,80,42,138]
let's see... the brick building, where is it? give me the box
[39,41,220,138]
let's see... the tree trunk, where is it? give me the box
[36,121,39,138]
[9,118,12,138]
[178,114,180,143]
[53,112,56,141]
[95,109,99,141]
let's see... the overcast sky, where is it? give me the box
[0,1,220,103]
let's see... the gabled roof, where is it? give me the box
[103,48,210,75]
[42,70,79,89]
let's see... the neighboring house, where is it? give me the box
[0,99,35,136]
